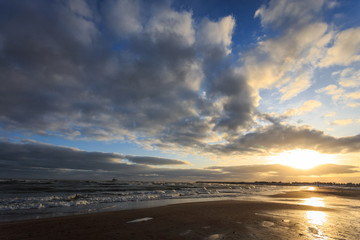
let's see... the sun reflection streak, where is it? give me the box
[303,196,328,238]
[307,186,316,191]
[303,197,325,207]
[306,211,327,225]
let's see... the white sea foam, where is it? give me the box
[127,217,153,223]
[0,182,302,212]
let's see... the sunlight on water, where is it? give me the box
[307,186,316,191]
[303,196,328,238]
[306,211,327,225]
[303,197,325,207]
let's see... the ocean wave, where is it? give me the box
[0,181,308,211]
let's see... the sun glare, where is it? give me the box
[268,149,335,170]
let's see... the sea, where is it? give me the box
[0,179,304,222]
[0,179,359,223]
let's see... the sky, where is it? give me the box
[1,0,360,182]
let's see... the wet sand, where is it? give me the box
[270,186,360,199]
[1,187,358,240]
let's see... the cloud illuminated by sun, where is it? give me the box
[268,149,335,169]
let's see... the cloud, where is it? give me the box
[0,0,256,149]
[316,84,344,101]
[0,140,188,169]
[209,123,360,155]
[68,0,93,18]
[324,112,336,118]
[244,0,332,103]
[63,0,99,45]
[284,100,322,116]
[124,155,188,165]
[146,6,195,46]
[348,103,360,108]
[254,0,327,30]
[0,140,357,180]
[243,22,329,92]
[319,27,360,67]
[317,66,360,107]
[337,68,360,88]
[208,164,358,177]
[317,84,360,104]
[279,72,312,102]
[0,0,359,173]
[345,91,360,100]
[330,119,353,126]
[103,0,143,36]
[197,16,235,55]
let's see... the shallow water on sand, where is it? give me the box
[257,189,360,240]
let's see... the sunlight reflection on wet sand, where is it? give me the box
[303,197,328,238]
[306,211,327,225]
[265,188,360,239]
[303,197,325,207]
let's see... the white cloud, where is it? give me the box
[330,119,353,126]
[347,102,360,108]
[337,68,360,88]
[284,100,322,116]
[316,84,344,101]
[279,71,312,101]
[319,27,360,67]
[325,112,336,117]
[254,0,326,29]
[198,16,235,55]
[345,91,360,99]
[183,62,204,91]
[317,83,360,106]
[243,22,329,102]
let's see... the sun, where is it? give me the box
[268,149,335,170]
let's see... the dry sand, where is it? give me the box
[1,187,358,240]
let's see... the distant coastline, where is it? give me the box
[196,181,360,187]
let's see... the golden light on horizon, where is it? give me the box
[268,149,335,169]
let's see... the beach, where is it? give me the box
[1,187,359,240]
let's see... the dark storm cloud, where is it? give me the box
[0,141,187,170]
[0,140,222,180]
